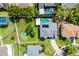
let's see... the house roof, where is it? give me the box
[27,45,42,56]
[40,18,57,39]
[0,3,9,9]
[61,23,79,38]
[0,45,13,56]
[61,3,77,9]
[16,3,34,8]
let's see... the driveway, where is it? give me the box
[50,39,63,56]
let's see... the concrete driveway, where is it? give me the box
[50,39,63,56]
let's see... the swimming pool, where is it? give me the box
[0,18,7,24]
[40,18,49,23]
[45,8,55,14]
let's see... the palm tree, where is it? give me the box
[54,5,70,36]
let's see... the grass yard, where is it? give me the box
[39,40,55,56]
[16,19,55,56]
[0,12,8,16]
[0,21,14,35]
[76,39,79,44]
[17,19,38,42]
[56,37,71,47]
[0,20,19,56]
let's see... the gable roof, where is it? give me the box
[27,45,42,56]
[61,23,79,38]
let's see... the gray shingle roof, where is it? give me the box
[27,45,42,56]
[40,18,57,39]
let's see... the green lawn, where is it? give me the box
[39,40,55,56]
[76,39,79,44]
[17,19,38,42]
[0,19,18,56]
[56,37,71,47]
[16,19,55,56]
[0,18,55,56]
[0,12,8,16]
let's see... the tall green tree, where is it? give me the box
[8,4,21,17]
[67,4,79,25]
[65,45,78,56]
[55,5,70,35]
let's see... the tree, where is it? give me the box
[65,45,78,56]
[30,31,35,37]
[25,24,35,37]
[55,5,70,35]
[22,6,37,22]
[8,4,21,17]
[67,4,79,25]
[55,5,70,25]
[8,4,37,23]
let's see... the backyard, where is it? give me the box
[16,19,55,56]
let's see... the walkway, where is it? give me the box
[14,20,20,44]
[13,20,21,56]
[50,39,63,56]
[0,35,3,46]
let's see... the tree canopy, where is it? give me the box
[8,4,37,22]
[67,4,79,25]
[65,45,78,56]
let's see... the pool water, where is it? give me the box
[40,18,49,23]
[0,18,6,24]
[45,8,55,14]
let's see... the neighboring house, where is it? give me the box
[0,17,9,27]
[0,45,13,56]
[38,3,56,14]
[24,45,42,56]
[61,3,77,9]
[15,3,34,8]
[0,3,9,10]
[61,23,79,44]
[36,18,57,40]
